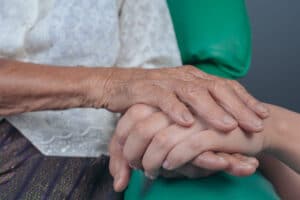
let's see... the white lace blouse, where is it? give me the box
[0,0,182,157]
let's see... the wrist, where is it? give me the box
[262,104,299,157]
[84,67,144,111]
[261,104,286,153]
[80,67,115,108]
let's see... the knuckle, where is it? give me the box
[181,85,206,100]
[214,80,229,91]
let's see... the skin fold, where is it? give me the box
[109,104,300,199]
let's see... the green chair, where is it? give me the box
[125,0,280,199]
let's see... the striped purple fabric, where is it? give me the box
[0,120,123,200]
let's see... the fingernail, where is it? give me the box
[256,104,269,115]
[163,161,171,170]
[182,112,194,124]
[223,115,236,125]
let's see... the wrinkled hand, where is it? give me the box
[109,104,259,192]
[104,66,268,132]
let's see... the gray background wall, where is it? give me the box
[240,1,300,111]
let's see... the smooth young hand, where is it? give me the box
[109,104,259,192]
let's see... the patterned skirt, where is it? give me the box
[0,120,123,200]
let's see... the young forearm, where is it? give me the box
[259,154,300,200]
[263,104,300,173]
[256,104,300,198]
[0,59,112,115]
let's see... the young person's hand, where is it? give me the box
[109,104,258,192]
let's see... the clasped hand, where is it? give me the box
[109,104,266,192]
[107,66,269,192]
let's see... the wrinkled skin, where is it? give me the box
[0,60,267,133]
[104,66,268,132]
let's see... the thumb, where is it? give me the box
[109,135,131,192]
[113,158,131,192]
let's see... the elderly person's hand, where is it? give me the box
[109,104,259,192]
[1,60,267,132]
[103,65,268,132]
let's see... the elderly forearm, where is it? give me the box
[0,60,270,131]
[0,59,113,116]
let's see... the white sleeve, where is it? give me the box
[115,0,182,68]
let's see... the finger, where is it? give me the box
[163,127,263,170]
[209,81,263,132]
[115,104,157,146]
[232,153,259,168]
[228,80,269,118]
[155,90,194,126]
[217,153,257,177]
[123,112,171,169]
[192,151,229,171]
[177,87,237,132]
[112,158,131,192]
[109,135,131,192]
[163,131,213,170]
[142,123,201,179]
[205,76,269,119]
[139,85,195,126]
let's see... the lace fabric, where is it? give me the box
[0,0,182,157]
